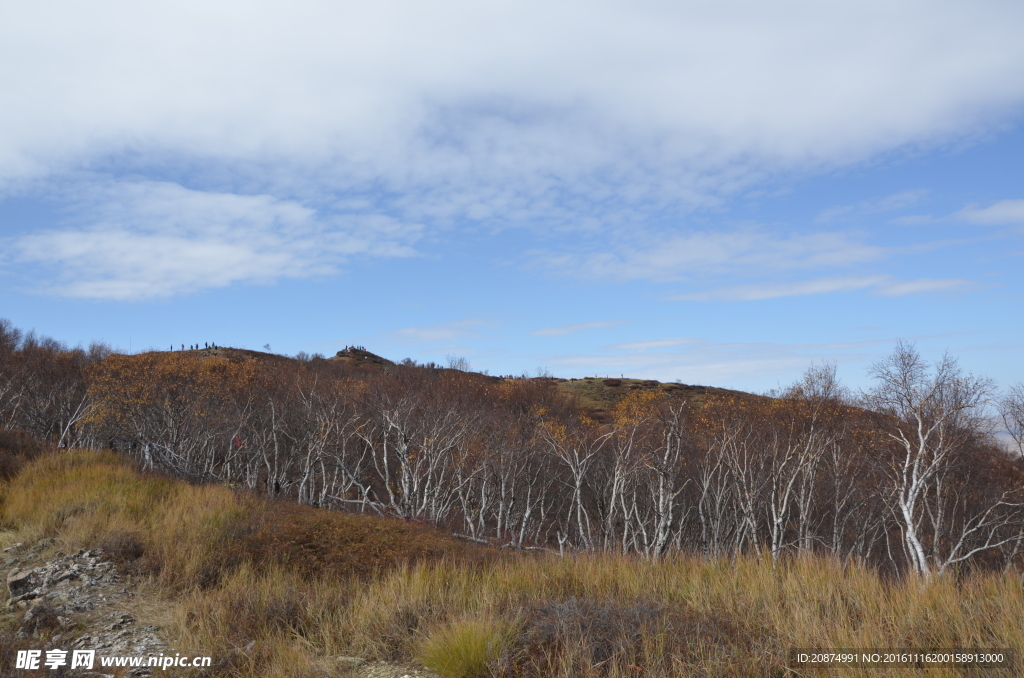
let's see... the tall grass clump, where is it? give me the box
[417,614,517,678]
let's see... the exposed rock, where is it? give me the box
[7,567,38,596]
[2,545,171,676]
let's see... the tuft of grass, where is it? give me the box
[417,615,516,678]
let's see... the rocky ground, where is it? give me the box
[2,538,170,676]
[1,538,441,678]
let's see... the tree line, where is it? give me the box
[3,317,1024,578]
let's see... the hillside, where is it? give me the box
[169,344,754,422]
[1,449,1021,677]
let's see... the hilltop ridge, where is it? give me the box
[155,343,755,421]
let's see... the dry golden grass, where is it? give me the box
[2,450,1022,677]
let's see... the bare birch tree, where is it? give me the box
[867,341,1019,577]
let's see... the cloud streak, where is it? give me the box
[533,228,885,282]
[815,190,929,223]
[4,181,420,299]
[956,200,1024,225]
[671,274,971,301]
[610,338,699,352]
[391,319,488,344]
[548,337,891,386]
[532,321,624,336]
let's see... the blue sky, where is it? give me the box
[2,0,1023,392]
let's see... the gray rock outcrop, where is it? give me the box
[2,540,171,677]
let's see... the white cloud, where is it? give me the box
[3,2,1022,302]
[873,277,971,296]
[4,181,420,299]
[816,189,929,223]
[956,200,1024,225]
[610,338,699,351]
[391,319,488,344]
[532,321,624,336]
[1,1,1023,218]
[672,275,888,301]
[888,215,935,226]
[533,228,885,282]
[672,274,971,301]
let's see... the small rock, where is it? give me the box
[337,656,367,667]
[7,567,35,595]
[3,542,24,552]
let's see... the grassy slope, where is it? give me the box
[1,449,1022,677]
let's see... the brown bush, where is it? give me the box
[0,430,45,481]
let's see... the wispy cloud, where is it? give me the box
[816,189,929,223]
[547,332,980,388]
[956,200,1024,225]
[532,228,885,283]
[548,338,890,386]
[4,181,421,299]
[391,319,488,344]
[873,277,972,296]
[888,214,935,226]
[610,338,699,351]
[671,274,971,301]
[532,321,624,336]
[672,275,887,301]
